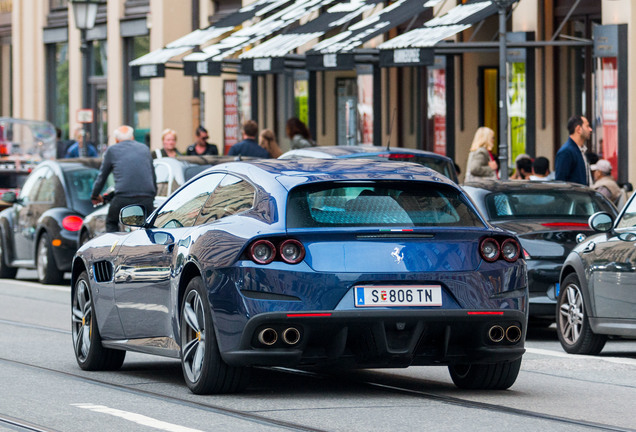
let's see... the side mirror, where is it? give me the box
[120,205,146,227]
[588,211,614,233]
[1,191,17,204]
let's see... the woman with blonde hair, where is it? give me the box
[259,129,282,158]
[465,126,498,182]
[153,128,182,158]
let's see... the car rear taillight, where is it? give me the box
[480,236,521,263]
[501,238,521,262]
[249,240,276,264]
[523,249,531,260]
[62,215,83,232]
[279,239,305,264]
[480,238,500,262]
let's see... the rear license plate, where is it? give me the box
[354,285,442,307]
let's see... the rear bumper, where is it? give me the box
[221,309,526,368]
[52,228,79,272]
[527,259,561,319]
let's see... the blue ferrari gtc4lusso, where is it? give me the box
[71,158,528,394]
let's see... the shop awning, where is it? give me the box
[239,0,384,74]
[129,0,293,79]
[305,0,443,70]
[378,0,500,67]
[182,0,341,76]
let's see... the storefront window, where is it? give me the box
[132,36,149,143]
[294,71,309,128]
[46,42,69,138]
[91,39,107,77]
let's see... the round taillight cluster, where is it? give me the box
[479,237,521,263]
[248,238,305,265]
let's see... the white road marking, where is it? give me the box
[72,404,203,432]
[526,347,636,366]
[3,279,70,292]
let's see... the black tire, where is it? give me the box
[449,358,522,390]
[0,231,17,279]
[556,273,607,355]
[180,276,250,394]
[79,230,91,248]
[72,271,126,370]
[36,232,63,285]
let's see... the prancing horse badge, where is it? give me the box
[391,247,404,264]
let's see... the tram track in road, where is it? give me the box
[1,318,635,432]
[0,413,60,432]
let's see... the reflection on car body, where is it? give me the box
[72,159,527,394]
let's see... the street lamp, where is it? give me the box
[492,0,516,180]
[71,0,99,156]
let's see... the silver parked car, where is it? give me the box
[557,192,636,354]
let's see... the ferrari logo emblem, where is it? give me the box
[391,247,404,264]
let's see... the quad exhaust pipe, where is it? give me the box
[257,327,301,346]
[257,328,278,346]
[487,324,522,343]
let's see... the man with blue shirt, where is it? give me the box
[555,115,593,186]
[227,120,270,158]
[65,129,98,158]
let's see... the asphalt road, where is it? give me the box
[1,270,635,432]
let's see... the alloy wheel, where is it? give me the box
[182,289,206,383]
[72,278,93,362]
[558,283,584,345]
[37,237,49,282]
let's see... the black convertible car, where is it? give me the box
[0,159,112,284]
[463,180,617,324]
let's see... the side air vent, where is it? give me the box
[93,261,113,282]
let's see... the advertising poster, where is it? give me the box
[428,68,446,155]
[357,74,374,145]
[508,62,527,164]
[294,74,309,127]
[600,57,618,172]
[223,80,239,154]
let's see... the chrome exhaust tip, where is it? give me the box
[282,327,301,345]
[257,328,278,346]
[488,325,505,343]
[506,325,522,343]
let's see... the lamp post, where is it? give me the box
[71,0,99,157]
[492,0,516,180]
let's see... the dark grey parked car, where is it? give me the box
[463,180,617,325]
[557,195,636,354]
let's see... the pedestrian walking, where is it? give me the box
[259,129,283,158]
[554,115,593,185]
[91,125,156,232]
[511,154,533,180]
[186,126,218,156]
[65,128,98,158]
[465,127,498,182]
[591,159,622,205]
[227,120,270,158]
[286,117,314,149]
[529,156,554,181]
[153,128,181,158]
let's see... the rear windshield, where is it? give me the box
[287,182,484,228]
[485,190,614,220]
[65,168,114,214]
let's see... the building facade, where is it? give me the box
[2,0,635,185]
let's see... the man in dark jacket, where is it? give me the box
[227,120,270,158]
[554,115,593,185]
[91,125,156,232]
